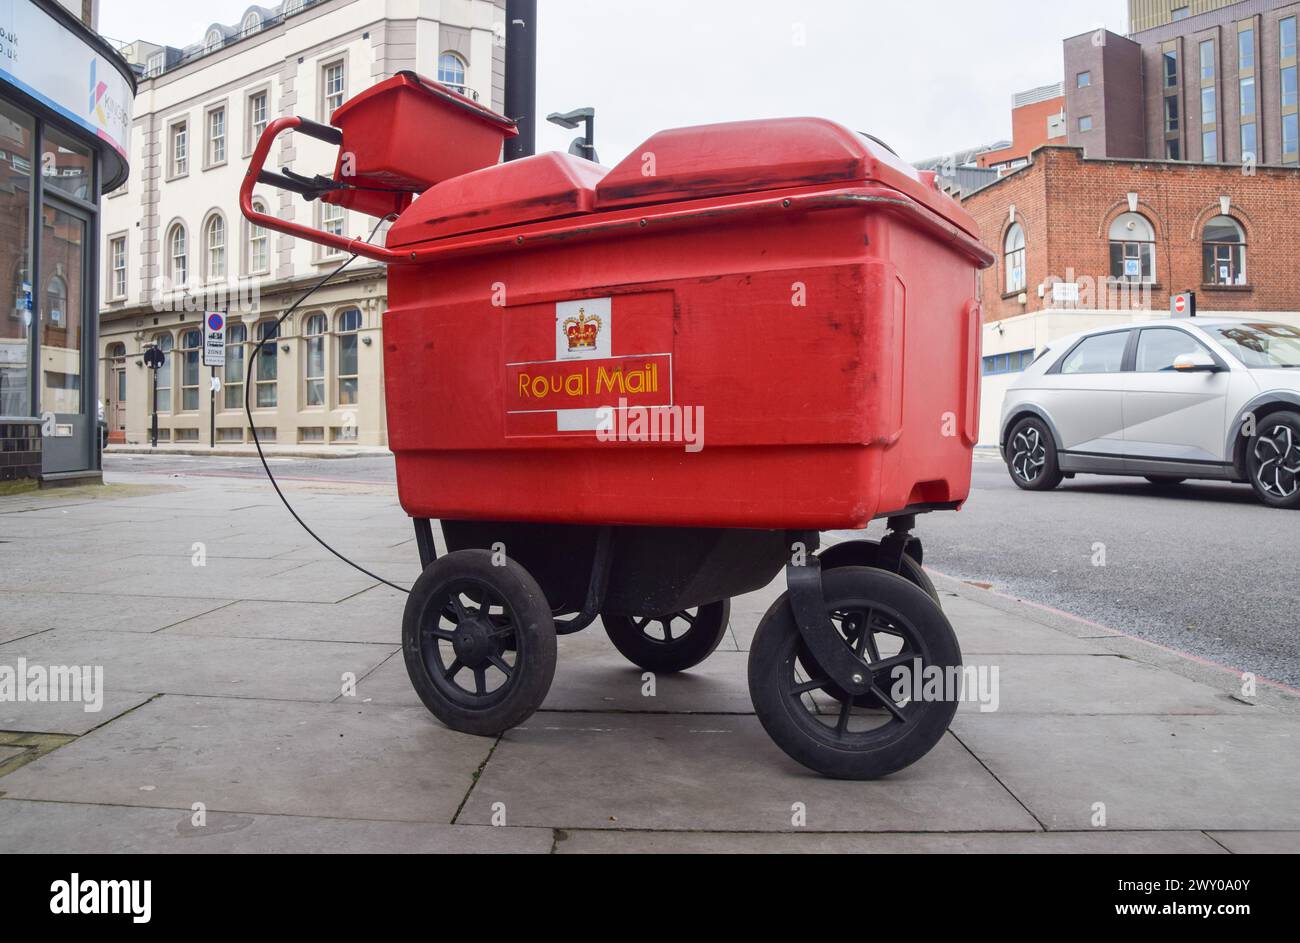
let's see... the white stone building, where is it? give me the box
[99,0,504,447]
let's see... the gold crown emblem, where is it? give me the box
[563,308,602,350]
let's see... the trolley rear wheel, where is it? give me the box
[818,539,939,603]
[403,549,556,736]
[601,600,731,673]
[748,567,961,780]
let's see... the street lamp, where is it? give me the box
[547,107,597,163]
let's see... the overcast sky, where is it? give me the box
[99,0,1129,163]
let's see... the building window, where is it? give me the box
[1283,17,1297,60]
[1078,115,1093,132]
[1284,114,1299,163]
[1202,215,1246,286]
[146,51,165,77]
[1164,96,1179,132]
[1108,212,1156,282]
[1240,76,1256,118]
[248,91,268,146]
[248,199,270,274]
[204,214,226,281]
[224,322,246,409]
[1172,5,1189,20]
[1199,40,1215,81]
[322,60,346,116]
[982,349,1036,376]
[337,307,361,404]
[1202,130,1218,161]
[1239,26,1255,71]
[170,120,188,177]
[1163,48,1178,88]
[204,29,222,54]
[299,427,325,443]
[241,11,262,36]
[152,333,174,414]
[1283,66,1298,109]
[255,321,278,407]
[108,235,126,299]
[45,275,66,327]
[438,52,467,93]
[207,107,226,165]
[1201,86,1217,125]
[1003,223,1025,294]
[1076,71,1091,88]
[304,312,326,407]
[167,223,187,286]
[1165,138,1181,160]
[181,328,202,411]
[1241,122,1257,157]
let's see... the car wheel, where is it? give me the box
[1144,475,1186,487]
[1005,417,1063,491]
[1247,410,1300,510]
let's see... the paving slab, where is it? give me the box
[458,712,1039,832]
[0,696,494,824]
[0,690,155,736]
[0,590,236,636]
[165,587,407,644]
[1205,831,1300,854]
[951,713,1300,830]
[940,596,1114,654]
[74,554,317,601]
[954,653,1251,715]
[555,828,1226,854]
[0,628,395,702]
[0,799,551,853]
[352,627,752,713]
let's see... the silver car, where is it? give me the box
[999,318,1300,509]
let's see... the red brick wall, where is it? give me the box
[976,96,1066,168]
[964,145,1300,320]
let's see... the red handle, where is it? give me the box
[240,116,406,264]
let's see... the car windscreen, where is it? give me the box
[1212,323,1300,368]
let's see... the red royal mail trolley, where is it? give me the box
[242,72,994,779]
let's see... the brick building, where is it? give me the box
[975,83,1067,172]
[1066,0,1299,165]
[962,145,1300,443]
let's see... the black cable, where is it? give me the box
[243,215,411,594]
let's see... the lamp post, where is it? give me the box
[547,107,597,163]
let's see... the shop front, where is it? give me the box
[0,0,133,485]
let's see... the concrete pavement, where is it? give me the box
[1,469,1297,853]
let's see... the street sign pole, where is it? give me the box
[151,368,158,448]
[210,366,216,449]
[203,313,227,450]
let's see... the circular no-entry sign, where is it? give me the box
[1173,295,1186,313]
[207,312,225,332]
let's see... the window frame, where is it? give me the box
[106,232,127,301]
[438,51,468,94]
[254,320,279,408]
[166,222,188,287]
[152,332,175,414]
[1048,329,1134,376]
[167,117,189,179]
[203,212,226,282]
[336,307,362,406]
[1107,212,1157,283]
[180,328,203,411]
[1201,215,1247,287]
[1133,326,1221,373]
[320,57,346,120]
[303,311,327,408]
[204,103,227,169]
[245,86,271,157]
[1003,222,1026,295]
[223,321,247,410]
[247,198,270,275]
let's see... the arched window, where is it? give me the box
[1003,223,1025,293]
[181,328,202,410]
[241,11,262,36]
[152,332,174,413]
[45,274,66,328]
[285,0,304,15]
[167,223,188,286]
[248,200,270,275]
[1202,215,1247,286]
[204,29,223,54]
[204,214,225,281]
[255,320,278,407]
[304,312,326,407]
[223,322,247,409]
[1108,212,1156,282]
[438,52,467,93]
[337,307,361,405]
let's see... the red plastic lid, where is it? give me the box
[595,117,979,238]
[330,71,518,135]
[387,153,606,245]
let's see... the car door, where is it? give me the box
[1039,329,1131,462]
[1121,326,1231,465]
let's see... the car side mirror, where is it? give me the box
[1172,352,1220,372]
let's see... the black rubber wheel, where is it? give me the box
[1006,417,1063,491]
[748,567,961,780]
[818,539,939,603]
[601,600,731,673]
[402,549,557,736]
[1144,475,1186,486]
[1246,410,1300,509]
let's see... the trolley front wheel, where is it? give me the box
[601,600,731,673]
[748,567,961,780]
[403,549,556,736]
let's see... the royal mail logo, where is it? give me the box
[563,308,602,351]
[555,297,611,361]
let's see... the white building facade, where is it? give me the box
[99,0,505,447]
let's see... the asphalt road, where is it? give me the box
[105,450,1299,686]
